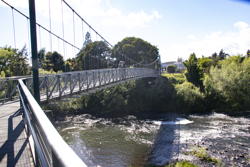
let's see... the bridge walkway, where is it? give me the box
[0,102,34,167]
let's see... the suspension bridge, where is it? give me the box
[0,0,160,166]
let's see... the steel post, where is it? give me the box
[29,0,40,103]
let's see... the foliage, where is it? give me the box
[210,49,228,63]
[167,65,177,73]
[112,37,160,69]
[44,99,81,115]
[38,68,58,75]
[247,50,250,57]
[147,161,198,167]
[183,53,203,90]
[166,161,198,167]
[47,77,177,117]
[175,82,205,113]
[38,48,46,68]
[0,46,30,77]
[127,77,177,114]
[197,57,213,74]
[64,58,79,72]
[161,73,185,84]
[42,51,65,72]
[204,56,250,112]
[186,146,221,165]
[82,32,92,48]
[76,41,111,70]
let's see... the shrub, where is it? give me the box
[175,82,205,113]
[161,73,185,84]
[204,56,250,112]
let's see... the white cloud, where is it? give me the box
[234,21,248,30]
[101,10,161,29]
[161,21,250,62]
[187,34,197,40]
[0,0,161,28]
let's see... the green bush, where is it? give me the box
[161,73,185,84]
[204,56,250,112]
[175,82,205,113]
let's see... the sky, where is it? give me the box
[0,0,250,63]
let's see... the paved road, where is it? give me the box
[0,102,34,167]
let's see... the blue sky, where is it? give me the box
[0,0,250,62]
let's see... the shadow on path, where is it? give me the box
[0,110,30,167]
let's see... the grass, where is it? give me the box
[166,161,198,167]
[161,73,185,84]
[186,146,222,166]
[145,161,198,167]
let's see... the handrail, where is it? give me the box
[18,79,87,167]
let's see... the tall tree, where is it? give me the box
[246,49,250,57]
[38,48,46,68]
[77,41,111,70]
[218,49,228,60]
[183,53,203,89]
[83,32,92,48]
[112,37,159,68]
[43,51,64,72]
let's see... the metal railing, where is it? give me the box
[18,79,87,167]
[38,68,158,101]
[1,68,158,104]
[14,67,158,166]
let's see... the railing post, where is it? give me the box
[98,70,101,86]
[86,71,89,90]
[92,71,95,88]
[45,77,49,101]
[58,75,61,98]
[78,73,81,91]
[69,74,73,94]
[29,0,40,103]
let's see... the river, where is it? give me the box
[55,113,250,167]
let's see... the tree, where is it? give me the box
[209,49,229,66]
[183,53,203,90]
[43,51,64,72]
[0,46,29,77]
[246,50,250,57]
[218,49,229,60]
[38,48,46,68]
[112,37,159,68]
[167,65,176,73]
[76,41,111,70]
[64,58,78,72]
[204,56,250,111]
[198,57,213,73]
[82,32,92,48]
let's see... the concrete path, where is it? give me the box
[0,102,34,167]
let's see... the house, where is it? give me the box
[161,60,185,72]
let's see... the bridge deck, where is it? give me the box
[0,102,34,167]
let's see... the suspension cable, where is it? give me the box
[81,20,84,45]
[11,7,16,48]
[61,0,66,59]
[26,18,31,56]
[38,25,42,50]
[62,0,112,47]
[48,0,52,51]
[72,11,75,46]
[1,0,79,51]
